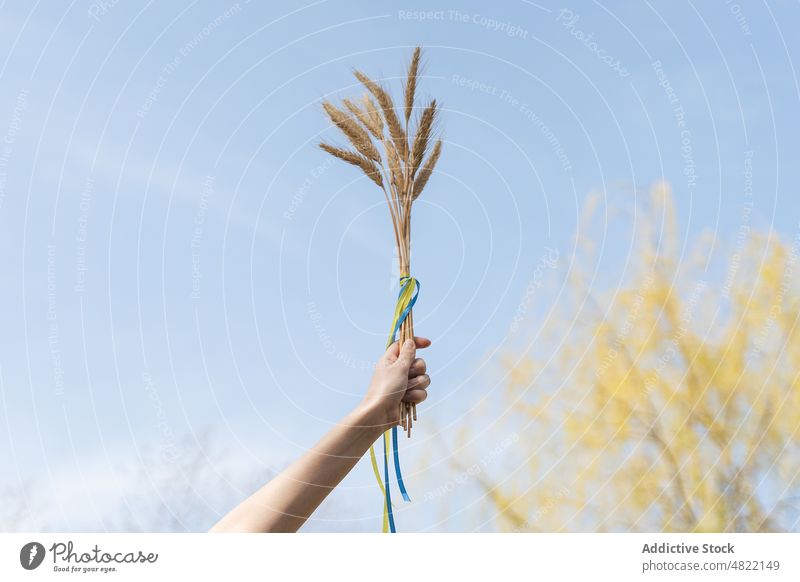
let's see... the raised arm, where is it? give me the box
[209,337,431,533]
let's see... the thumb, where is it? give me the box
[396,338,416,369]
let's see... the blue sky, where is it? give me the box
[0,0,798,532]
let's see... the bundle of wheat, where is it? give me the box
[318,46,442,532]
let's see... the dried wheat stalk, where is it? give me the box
[319,46,442,437]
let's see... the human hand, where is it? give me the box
[361,337,431,428]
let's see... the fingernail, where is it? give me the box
[404,339,414,348]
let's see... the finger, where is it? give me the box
[408,358,427,378]
[412,336,432,349]
[403,389,428,404]
[383,336,431,364]
[383,340,401,365]
[406,373,430,391]
[385,337,429,366]
[396,338,417,369]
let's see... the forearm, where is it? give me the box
[210,337,430,533]
[210,402,388,533]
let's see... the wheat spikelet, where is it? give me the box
[411,99,436,175]
[361,94,384,138]
[385,140,404,194]
[343,98,373,134]
[345,96,382,140]
[412,139,441,199]
[354,70,407,158]
[404,46,421,124]
[322,100,381,163]
[318,142,383,187]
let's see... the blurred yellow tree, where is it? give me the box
[478,182,800,532]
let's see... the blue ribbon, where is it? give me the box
[392,427,411,502]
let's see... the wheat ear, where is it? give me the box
[412,139,442,199]
[318,142,383,187]
[354,70,407,159]
[404,46,421,124]
[322,100,381,163]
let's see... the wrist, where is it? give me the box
[352,398,395,433]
